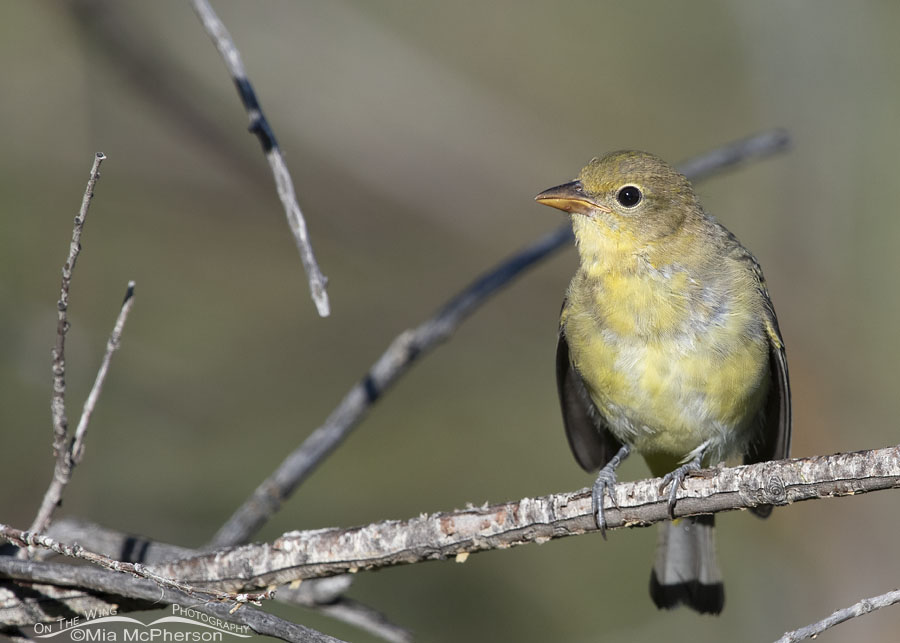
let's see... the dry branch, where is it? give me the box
[29,153,109,538]
[168,448,899,593]
[0,524,273,606]
[209,129,792,548]
[775,587,900,643]
[190,0,330,317]
[7,446,891,639]
[316,599,413,643]
[28,281,135,547]
[0,558,345,643]
[2,520,388,640]
[43,517,353,607]
[71,282,135,465]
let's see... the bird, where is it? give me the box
[535,150,791,614]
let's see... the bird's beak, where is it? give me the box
[534,180,610,216]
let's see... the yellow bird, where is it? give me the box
[536,151,791,614]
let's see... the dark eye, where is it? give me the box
[616,185,642,208]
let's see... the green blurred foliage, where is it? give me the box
[2,1,900,641]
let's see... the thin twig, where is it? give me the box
[29,153,107,540]
[0,559,346,643]
[676,128,790,179]
[175,447,900,593]
[316,598,414,643]
[29,282,136,540]
[0,524,274,607]
[72,282,135,463]
[209,129,792,548]
[50,152,106,459]
[774,588,900,643]
[190,0,330,317]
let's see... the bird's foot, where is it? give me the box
[658,450,706,519]
[591,444,631,538]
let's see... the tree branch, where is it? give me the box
[29,153,108,539]
[0,525,274,606]
[72,282,135,466]
[775,587,900,643]
[171,447,899,592]
[49,152,106,460]
[208,128,792,549]
[28,281,135,544]
[0,558,345,643]
[6,448,894,637]
[675,128,789,180]
[44,517,349,606]
[12,519,399,641]
[316,598,414,643]
[190,0,330,317]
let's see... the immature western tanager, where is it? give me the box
[536,151,791,614]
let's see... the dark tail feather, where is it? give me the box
[649,514,724,615]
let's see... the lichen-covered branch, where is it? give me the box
[4,447,895,637]
[170,447,899,593]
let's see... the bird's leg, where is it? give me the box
[658,443,709,519]
[592,444,631,539]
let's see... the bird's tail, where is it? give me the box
[649,514,724,614]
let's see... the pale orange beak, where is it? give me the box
[535,180,610,215]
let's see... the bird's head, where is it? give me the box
[536,151,700,247]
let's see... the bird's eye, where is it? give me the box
[616,185,642,208]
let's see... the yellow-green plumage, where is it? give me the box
[537,150,790,615]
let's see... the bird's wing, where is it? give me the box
[557,307,624,473]
[744,259,792,466]
[739,254,792,518]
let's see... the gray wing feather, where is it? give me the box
[742,262,792,518]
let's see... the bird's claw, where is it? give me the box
[592,468,619,539]
[590,444,631,539]
[658,458,703,519]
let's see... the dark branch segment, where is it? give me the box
[234,78,277,153]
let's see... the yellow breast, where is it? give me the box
[563,236,770,465]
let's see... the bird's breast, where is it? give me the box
[563,262,769,461]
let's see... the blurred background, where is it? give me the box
[2,1,900,641]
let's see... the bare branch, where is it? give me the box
[5,447,893,638]
[190,0,330,317]
[49,152,106,459]
[46,517,196,563]
[43,519,403,640]
[676,128,790,180]
[0,558,346,643]
[29,153,108,539]
[72,282,135,464]
[775,588,900,643]
[41,520,393,636]
[0,567,158,630]
[178,448,899,593]
[0,525,274,607]
[209,129,792,548]
[29,281,136,539]
[46,518,352,605]
[316,599,414,643]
